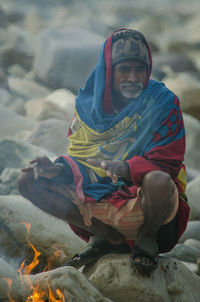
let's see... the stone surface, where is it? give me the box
[22,267,113,301]
[179,221,200,243]
[0,195,86,272]
[0,257,21,300]
[165,243,200,263]
[0,137,54,174]
[186,176,200,220]
[184,239,200,252]
[27,119,70,156]
[0,105,35,139]
[0,167,21,195]
[33,27,104,92]
[183,114,200,172]
[165,73,200,121]
[84,254,200,302]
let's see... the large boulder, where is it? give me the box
[165,73,200,121]
[33,27,105,92]
[0,258,21,301]
[84,254,200,302]
[8,76,51,101]
[0,105,35,139]
[179,221,200,243]
[183,114,200,172]
[0,195,86,272]
[24,88,75,122]
[0,137,54,174]
[186,176,200,220]
[27,119,70,156]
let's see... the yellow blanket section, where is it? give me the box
[67,111,140,177]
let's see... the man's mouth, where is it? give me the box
[121,82,143,90]
[119,82,143,99]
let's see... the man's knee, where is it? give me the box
[142,170,175,202]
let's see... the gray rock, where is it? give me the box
[0,26,35,71]
[33,27,104,93]
[0,137,55,174]
[0,104,35,139]
[184,239,200,252]
[0,258,21,301]
[0,167,21,195]
[179,221,200,243]
[187,167,200,183]
[152,53,199,81]
[165,74,200,121]
[8,76,51,101]
[165,243,200,263]
[27,119,70,156]
[186,176,200,220]
[0,195,86,272]
[84,254,200,302]
[180,261,198,274]
[183,114,200,171]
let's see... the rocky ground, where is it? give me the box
[0,0,200,301]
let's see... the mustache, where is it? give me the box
[120,82,143,89]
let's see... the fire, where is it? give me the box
[4,221,66,302]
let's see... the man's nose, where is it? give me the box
[127,71,138,82]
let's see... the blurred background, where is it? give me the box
[0,0,200,196]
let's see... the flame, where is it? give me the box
[18,222,41,275]
[17,221,65,301]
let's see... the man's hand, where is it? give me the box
[87,159,130,184]
[21,156,61,180]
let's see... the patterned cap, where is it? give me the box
[111,29,151,71]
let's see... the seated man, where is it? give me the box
[18,29,190,274]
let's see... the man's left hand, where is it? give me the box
[87,159,130,184]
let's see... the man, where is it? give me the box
[18,29,190,274]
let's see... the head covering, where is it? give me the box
[111,29,151,72]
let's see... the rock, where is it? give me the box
[0,26,35,70]
[0,258,21,301]
[33,27,104,92]
[180,261,198,275]
[0,195,86,272]
[84,254,200,302]
[21,267,113,302]
[8,76,51,101]
[152,53,199,80]
[165,73,200,121]
[164,243,200,263]
[0,167,21,195]
[46,88,75,121]
[183,114,200,171]
[179,221,200,243]
[184,239,200,252]
[25,99,69,121]
[27,119,70,156]
[0,104,35,139]
[186,167,200,183]
[186,176,200,220]
[0,137,55,174]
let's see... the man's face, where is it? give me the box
[112,60,147,100]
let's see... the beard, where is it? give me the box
[119,82,143,99]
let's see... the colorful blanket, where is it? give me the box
[56,31,190,245]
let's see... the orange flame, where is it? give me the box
[19,221,66,302]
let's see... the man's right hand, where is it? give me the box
[21,156,61,180]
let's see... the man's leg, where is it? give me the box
[17,171,125,244]
[131,170,176,271]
